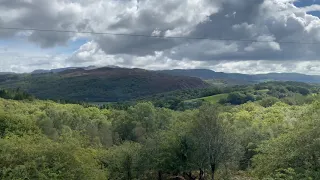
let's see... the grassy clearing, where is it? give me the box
[186,89,269,104]
[257,89,269,93]
[185,93,228,104]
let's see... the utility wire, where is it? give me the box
[0,26,318,45]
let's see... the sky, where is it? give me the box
[1,0,320,74]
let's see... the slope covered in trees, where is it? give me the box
[0,67,208,102]
[129,81,319,111]
[0,87,320,179]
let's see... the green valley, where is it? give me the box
[0,69,320,180]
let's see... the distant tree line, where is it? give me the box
[0,88,34,100]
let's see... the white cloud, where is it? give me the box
[244,35,281,52]
[0,51,68,73]
[211,60,320,75]
[65,41,320,75]
[300,4,320,13]
[1,0,320,74]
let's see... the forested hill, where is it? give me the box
[0,67,208,102]
[1,92,320,179]
[159,69,320,83]
[159,69,255,82]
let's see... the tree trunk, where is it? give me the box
[312,154,319,171]
[127,169,132,180]
[185,171,196,180]
[199,168,205,180]
[158,171,163,180]
[126,156,132,180]
[211,163,216,180]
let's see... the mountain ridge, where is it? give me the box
[158,69,320,83]
[31,65,100,74]
[0,67,208,102]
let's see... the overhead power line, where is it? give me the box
[0,26,318,45]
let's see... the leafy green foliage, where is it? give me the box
[0,80,319,180]
[253,102,320,179]
[100,142,142,180]
[0,134,107,180]
[183,81,318,107]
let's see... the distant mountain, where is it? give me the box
[254,73,320,83]
[2,67,320,102]
[158,69,256,84]
[31,66,99,74]
[32,67,78,74]
[0,72,15,75]
[0,67,208,102]
[159,69,320,84]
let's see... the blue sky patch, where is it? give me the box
[294,0,320,17]
[0,37,88,56]
[52,38,89,54]
[294,0,319,7]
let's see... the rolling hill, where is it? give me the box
[159,69,320,84]
[185,89,270,104]
[0,67,208,102]
[31,66,98,74]
[158,69,256,84]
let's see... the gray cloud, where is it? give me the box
[164,0,320,61]
[0,0,81,47]
[1,0,320,74]
[90,0,218,56]
[83,0,320,61]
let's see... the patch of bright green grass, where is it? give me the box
[186,93,228,104]
[186,89,269,104]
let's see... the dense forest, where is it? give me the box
[0,68,207,102]
[0,81,319,180]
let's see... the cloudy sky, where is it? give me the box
[1,0,320,74]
